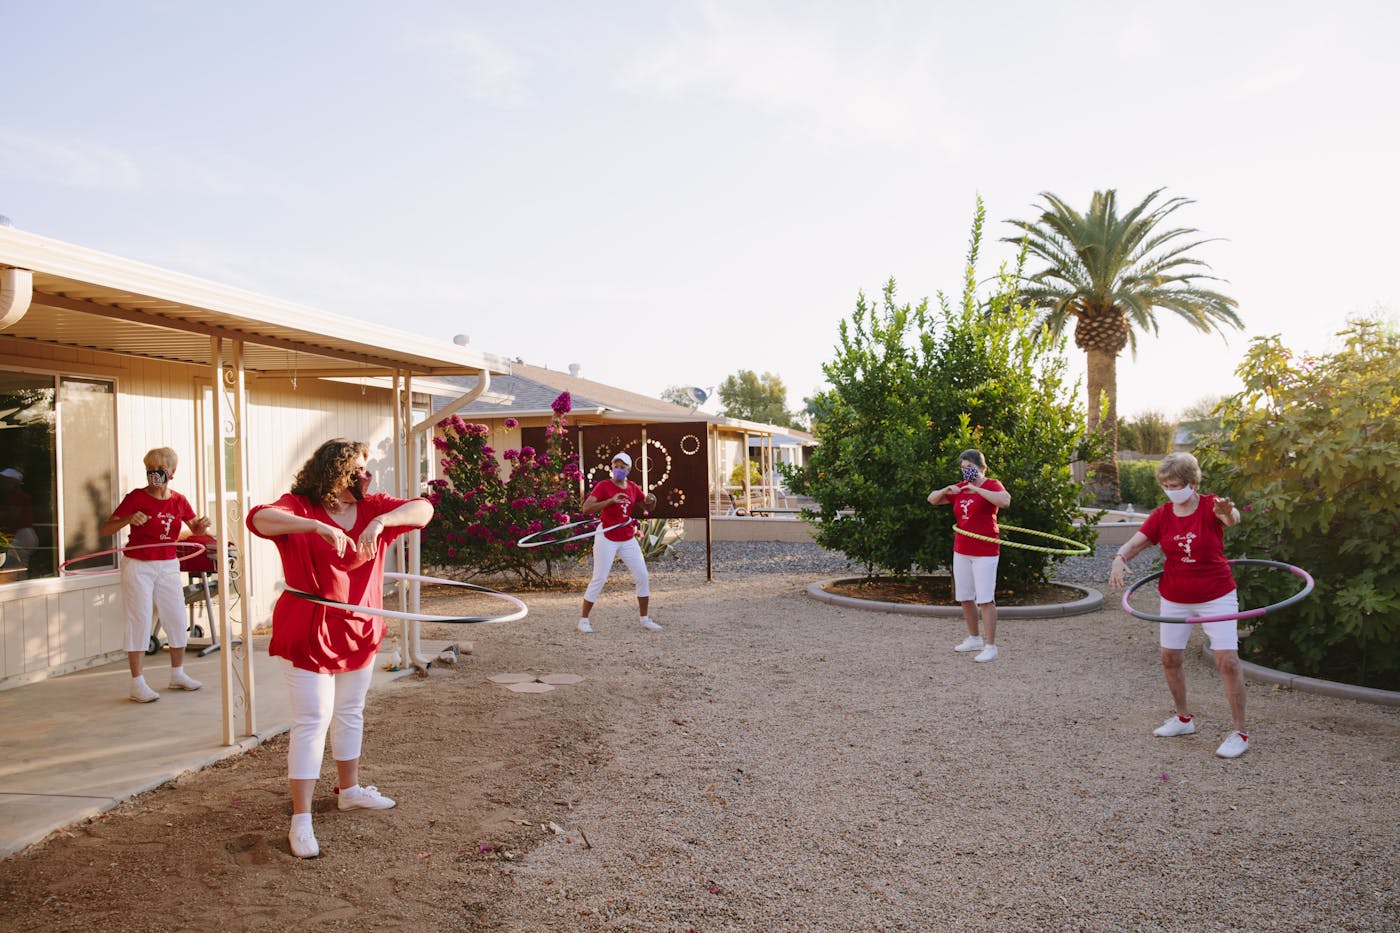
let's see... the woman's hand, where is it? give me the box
[314,521,353,558]
[642,493,657,513]
[128,510,150,527]
[1108,558,1129,590]
[356,517,385,559]
[1214,497,1237,520]
[612,492,629,506]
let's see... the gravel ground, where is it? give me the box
[3,541,1395,932]
[546,538,1122,586]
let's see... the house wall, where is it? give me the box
[0,345,408,688]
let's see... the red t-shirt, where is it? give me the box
[1139,493,1236,604]
[588,480,644,542]
[112,488,196,561]
[950,478,1004,557]
[246,492,421,674]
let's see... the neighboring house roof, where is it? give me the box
[0,225,510,377]
[433,361,812,441]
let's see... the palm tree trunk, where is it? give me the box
[1085,347,1121,506]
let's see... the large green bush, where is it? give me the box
[1196,322,1399,689]
[786,203,1094,587]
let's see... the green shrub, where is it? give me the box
[786,201,1094,586]
[1196,322,1399,689]
[1116,460,1161,510]
[728,462,763,488]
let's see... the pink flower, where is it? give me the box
[552,392,572,415]
[504,417,519,428]
[520,446,536,459]
[503,449,518,461]
[433,436,450,451]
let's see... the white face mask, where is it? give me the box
[1162,485,1195,505]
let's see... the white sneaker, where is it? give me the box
[954,636,985,653]
[129,680,159,703]
[337,784,396,811]
[640,617,662,632]
[169,669,202,691]
[289,824,319,858]
[1216,731,1250,759]
[1153,715,1197,737]
[974,645,998,663]
[577,619,594,634]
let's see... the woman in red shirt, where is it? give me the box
[248,438,433,858]
[928,449,1012,663]
[576,452,658,633]
[1108,452,1248,759]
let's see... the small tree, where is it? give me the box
[1196,322,1399,689]
[717,370,796,427]
[422,394,585,584]
[787,201,1093,587]
[1118,410,1174,455]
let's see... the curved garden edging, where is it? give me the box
[806,579,1104,619]
[1202,645,1400,708]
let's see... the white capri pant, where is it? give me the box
[121,557,187,652]
[1158,590,1240,651]
[952,553,999,604]
[279,659,377,780]
[583,533,650,603]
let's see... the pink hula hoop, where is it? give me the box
[59,541,208,576]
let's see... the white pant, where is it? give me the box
[583,534,649,603]
[121,558,187,652]
[952,553,999,604]
[1159,591,1240,651]
[279,659,376,780]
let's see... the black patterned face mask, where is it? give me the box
[351,469,372,500]
[961,465,980,482]
[146,469,170,487]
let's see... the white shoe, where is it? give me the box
[640,617,662,631]
[337,784,396,811]
[974,645,998,663]
[954,636,984,653]
[169,670,202,691]
[129,680,159,703]
[577,619,594,634]
[1216,731,1250,758]
[289,824,319,858]
[1153,715,1197,737]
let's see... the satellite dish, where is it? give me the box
[685,386,710,406]
[452,334,470,346]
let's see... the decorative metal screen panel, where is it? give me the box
[521,421,710,519]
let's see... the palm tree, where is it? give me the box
[1005,188,1241,505]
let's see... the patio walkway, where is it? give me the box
[0,637,454,858]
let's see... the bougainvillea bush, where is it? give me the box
[421,393,585,583]
[1196,322,1399,689]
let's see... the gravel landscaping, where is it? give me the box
[2,541,1395,931]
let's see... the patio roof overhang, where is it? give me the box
[0,226,511,378]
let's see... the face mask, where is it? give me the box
[1162,485,1195,505]
[146,469,169,487]
[611,467,629,484]
[961,465,980,482]
[351,469,371,501]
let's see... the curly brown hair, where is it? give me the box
[291,439,369,510]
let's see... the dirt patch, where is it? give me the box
[2,574,1398,931]
[823,575,1086,607]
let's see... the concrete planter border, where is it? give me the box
[1202,645,1400,708]
[806,578,1103,619]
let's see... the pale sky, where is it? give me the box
[4,1,1396,422]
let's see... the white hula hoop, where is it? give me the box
[516,518,633,548]
[281,571,528,624]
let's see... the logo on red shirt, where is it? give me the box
[1174,531,1197,563]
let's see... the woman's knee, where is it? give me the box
[1213,650,1241,676]
[1159,648,1185,669]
